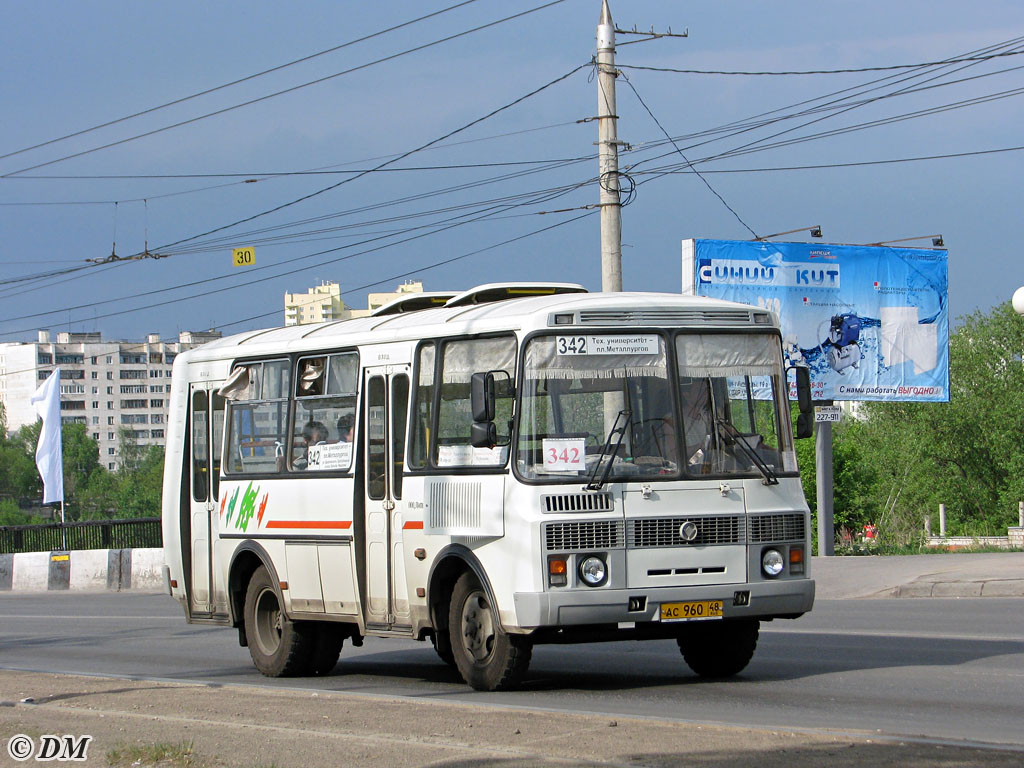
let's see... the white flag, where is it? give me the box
[30,368,64,504]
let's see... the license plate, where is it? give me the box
[660,600,723,622]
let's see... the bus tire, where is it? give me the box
[309,625,344,676]
[449,571,531,691]
[244,565,312,677]
[431,630,456,668]
[677,618,759,678]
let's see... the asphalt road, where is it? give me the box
[1,592,1023,749]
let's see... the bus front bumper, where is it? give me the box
[513,578,814,629]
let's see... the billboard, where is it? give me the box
[682,239,949,402]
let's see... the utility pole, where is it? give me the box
[597,0,622,292]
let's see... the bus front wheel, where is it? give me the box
[449,572,531,691]
[244,565,312,677]
[677,618,759,678]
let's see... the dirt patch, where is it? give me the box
[1,671,1020,767]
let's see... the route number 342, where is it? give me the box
[556,336,588,354]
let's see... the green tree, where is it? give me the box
[113,428,164,518]
[855,301,1024,540]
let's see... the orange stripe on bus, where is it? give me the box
[264,520,352,529]
[403,521,424,530]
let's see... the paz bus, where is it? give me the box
[162,283,815,691]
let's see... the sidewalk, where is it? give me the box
[813,552,1024,598]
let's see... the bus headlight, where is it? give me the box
[578,555,607,587]
[761,548,784,577]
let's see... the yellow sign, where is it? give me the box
[232,247,255,268]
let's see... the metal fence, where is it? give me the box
[0,517,162,554]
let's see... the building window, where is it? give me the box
[108,432,115,440]
[91,371,98,379]
[151,429,164,438]
[60,401,86,410]
[37,353,53,365]
[107,401,114,409]
[106,357,112,364]
[106,387,113,394]
[108,447,116,455]
[92,401,98,408]
[149,369,162,378]
[150,399,164,408]
[92,433,99,440]
[91,417,99,425]
[106,371,113,380]
[121,414,148,424]
[91,387,98,394]
[120,370,147,380]
[107,417,114,425]
[108,462,116,470]
[151,414,164,424]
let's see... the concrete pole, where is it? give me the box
[815,409,835,556]
[597,0,622,293]
[939,503,947,537]
[1019,500,1023,528]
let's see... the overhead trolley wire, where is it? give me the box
[616,49,1024,77]
[0,0,481,164]
[0,0,568,178]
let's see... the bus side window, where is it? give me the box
[409,343,435,470]
[222,360,290,475]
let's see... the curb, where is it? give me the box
[0,548,164,592]
[893,578,1024,598]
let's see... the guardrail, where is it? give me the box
[0,518,161,555]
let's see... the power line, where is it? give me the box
[215,211,596,331]
[150,61,588,254]
[616,49,1024,76]
[0,0,568,178]
[0,0,481,164]
[619,72,759,238]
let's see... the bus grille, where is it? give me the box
[542,492,614,513]
[544,520,624,551]
[578,309,754,326]
[628,516,745,548]
[749,513,806,542]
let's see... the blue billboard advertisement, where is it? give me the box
[682,239,949,402]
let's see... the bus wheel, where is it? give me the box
[449,572,531,691]
[677,619,759,678]
[244,565,311,677]
[309,625,344,676]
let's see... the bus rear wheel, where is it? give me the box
[449,572,531,691]
[677,618,759,678]
[244,565,312,677]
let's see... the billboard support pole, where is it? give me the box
[815,399,835,556]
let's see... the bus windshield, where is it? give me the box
[516,332,796,482]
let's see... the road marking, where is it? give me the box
[762,626,1024,643]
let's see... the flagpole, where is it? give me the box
[60,500,66,551]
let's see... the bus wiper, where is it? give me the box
[715,418,779,486]
[586,410,631,491]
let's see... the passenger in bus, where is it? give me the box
[336,413,354,443]
[294,420,329,469]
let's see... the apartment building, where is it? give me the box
[283,280,426,326]
[0,330,220,470]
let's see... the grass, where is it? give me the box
[106,741,203,768]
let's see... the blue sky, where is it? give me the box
[2,0,1023,342]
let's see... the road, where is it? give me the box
[2,592,1023,750]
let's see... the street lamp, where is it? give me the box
[1013,286,1024,316]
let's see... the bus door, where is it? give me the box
[362,366,412,631]
[187,383,226,616]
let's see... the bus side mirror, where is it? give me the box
[471,421,498,448]
[471,372,495,422]
[794,366,813,439]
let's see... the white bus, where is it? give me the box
[162,283,815,691]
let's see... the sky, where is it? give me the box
[2,0,1023,343]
